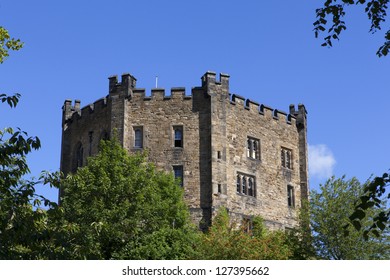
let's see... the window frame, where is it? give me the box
[236,172,256,198]
[173,165,184,187]
[173,126,183,148]
[247,136,260,160]
[133,126,143,149]
[281,147,293,169]
[287,185,295,208]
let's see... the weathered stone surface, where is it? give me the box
[60,71,309,230]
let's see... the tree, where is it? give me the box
[0,25,61,259]
[310,176,389,259]
[314,0,390,57]
[195,207,292,260]
[0,26,23,64]
[286,199,316,260]
[57,139,199,259]
[349,172,390,239]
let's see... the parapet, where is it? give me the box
[62,97,108,124]
[62,71,304,129]
[229,94,297,126]
[201,71,230,93]
[109,73,137,96]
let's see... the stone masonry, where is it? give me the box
[60,71,309,230]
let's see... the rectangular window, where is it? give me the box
[173,165,183,187]
[173,126,183,148]
[287,185,295,207]
[242,218,253,234]
[247,137,260,160]
[281,147,292,169]
[134,126,143,148]
[236,172,256,198]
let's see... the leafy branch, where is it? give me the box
[314,0,390,56]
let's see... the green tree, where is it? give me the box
[348,172,389,239]
[286,199,316,260]
[310,176,389,259]
[0,26,55,259]
[58,139,199,259]
[195,207,292,260]
[314,0,390,57]
[0,26,23,64]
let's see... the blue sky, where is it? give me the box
[1,0,389,203]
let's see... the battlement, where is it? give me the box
[131,87,193,101]
[63,71,306,128]
[62,97,108,124]
[109,73,137,95]
[229,93,298,126]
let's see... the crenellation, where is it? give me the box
[74,100,81,111]
[231,94,245,106]
[245,99,260,111]
[133,88,146,100]
[171,87,186,99]
[260,104,273,118]
[151,88,165,100]
[108,75,118,92]
[61,70,309,231]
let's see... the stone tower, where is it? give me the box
[60,71,309,230]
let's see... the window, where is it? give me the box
[73,142,83,172]
[247,137,260,160]
[174,126,183,148]
[134,127,143,148]
[242,218,253,233]
[88,131,93,156]
[248,177,254,197]
[173,165,183,187]
[281,147,293,169]
[287,185,295,207]
[236,173,256,197]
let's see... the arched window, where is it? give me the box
[247,137,260,160]
[72,142,83,172]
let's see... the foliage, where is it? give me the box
[310,176,390,259]
[195,207,292,260]
[0,93,59,259]
[0,26,23,63]
[349,172,390,238]
[286,199,316,260]
[58,139,199,259]
[314,0,390,56]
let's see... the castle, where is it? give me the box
[60,71,309,230]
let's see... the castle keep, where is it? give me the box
[60,71,309,230]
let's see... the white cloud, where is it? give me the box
[308,144,336,180]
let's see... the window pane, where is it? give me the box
[134,128,143,148]
[173,166,183,187]
[174,128,182,147]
